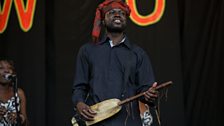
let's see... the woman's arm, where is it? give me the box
[18,88,28,126]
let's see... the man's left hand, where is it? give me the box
[144,82,159,103]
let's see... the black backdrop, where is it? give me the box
[0,0,223,126]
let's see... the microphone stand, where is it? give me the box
[12,77,21,126]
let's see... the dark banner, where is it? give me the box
[1,0,184,125]
[1,0,223,126]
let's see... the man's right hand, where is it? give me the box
[76,102,96,121]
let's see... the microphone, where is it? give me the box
[4,74,17,81]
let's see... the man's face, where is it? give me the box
[104,8,127,33]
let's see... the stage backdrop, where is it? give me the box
[1,0,223,126]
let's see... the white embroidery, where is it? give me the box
[141,110,153,126]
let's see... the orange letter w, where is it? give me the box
[0,0,36,33]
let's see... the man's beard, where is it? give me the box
[105,23,127,33]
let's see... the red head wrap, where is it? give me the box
[92,0,131,43]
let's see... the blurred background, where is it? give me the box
[0,0,223,126]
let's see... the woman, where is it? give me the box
[0,59,28,126]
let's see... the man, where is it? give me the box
[72,0,158,125]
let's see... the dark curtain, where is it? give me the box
[178,0,224,125]
[0,0,223,126]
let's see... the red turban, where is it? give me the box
[92,0,131,43]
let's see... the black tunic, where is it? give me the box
[72,37,155,126]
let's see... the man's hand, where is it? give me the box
[144,82,159,103]
[76,102,96,121]
[0,106,6,120]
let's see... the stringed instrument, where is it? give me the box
[71,81,173,126]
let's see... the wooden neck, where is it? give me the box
[118,81,173,106]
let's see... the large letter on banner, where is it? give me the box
[126,0,165,26]
[0,0,13,33]
[14,0,36,32]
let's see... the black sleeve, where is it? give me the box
[72,45,90,106]
[135,48,155,104]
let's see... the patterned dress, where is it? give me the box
[0,93,20,126]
